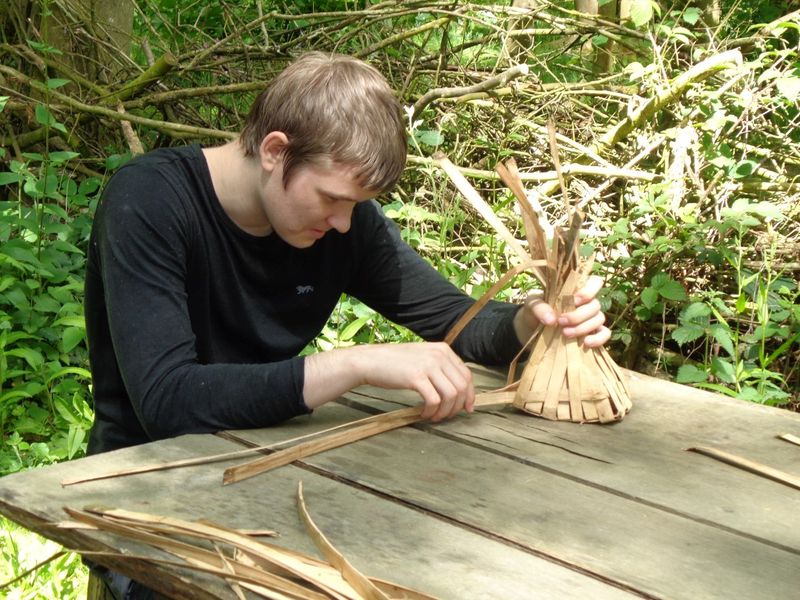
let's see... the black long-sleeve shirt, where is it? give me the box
[85,145,522,454]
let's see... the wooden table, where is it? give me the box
[1,367,798,599]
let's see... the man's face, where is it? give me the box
[262,158,376,249]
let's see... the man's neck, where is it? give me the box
[203,141,273,236]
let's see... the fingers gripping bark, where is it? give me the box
[365,343,475,422]
[514,275,611,348]
[303,342,475,422]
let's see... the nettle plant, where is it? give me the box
[602,168,794,407]
[0,101,101,472]
[672,200,796,406]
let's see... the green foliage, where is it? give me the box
[0,149,96,473]
[0,96,97,596]
[599,15,799,405]
[0,516,87,598]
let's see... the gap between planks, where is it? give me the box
[214,428,660,600]
[328,392,800,557]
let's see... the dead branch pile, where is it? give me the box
[1,1,798,395]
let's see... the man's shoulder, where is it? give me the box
[98,145,209,227]
[113,145,203,181]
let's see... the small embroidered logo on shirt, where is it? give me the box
[296,285,314,295]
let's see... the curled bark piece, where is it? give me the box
[297,482,389,600]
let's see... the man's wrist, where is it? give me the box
[512,304,534,345]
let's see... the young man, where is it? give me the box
[84,50,609,598]
[85,52,609,458]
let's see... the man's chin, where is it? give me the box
[281,232,321,249]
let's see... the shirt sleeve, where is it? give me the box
[345,202,524,365]
[87,166,309,444]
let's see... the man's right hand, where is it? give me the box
[303,342,475,422]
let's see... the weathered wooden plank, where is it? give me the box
[335,367,800,552]
[0,433,636,600]
[229,400,800,600]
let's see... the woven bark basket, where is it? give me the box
[438,153,632,424]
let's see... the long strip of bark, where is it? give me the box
[778,433,800,448]
[686,446,800,491]
[223,393,513,485]
[60,414,403,487]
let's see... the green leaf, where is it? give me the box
[415,129,444,147]
[0,172,20,185]
[735,293,747,314]
[650,272,668,290]
[641,286,659,309]
[676,364,707,384]
[46,78,71,89]
[630,0,654,27]
[34,104,67,134]
[680,302,710,323]
[53,315,86,328]
[711,357,736,384]
[27,40,62,55]
[749,201,783,221]
[708,323,734,356]
[48,151,79,163]
[683,7,701,25]
[0,96,8,113]
[105,153,132,170]
[0,389,33,403]
[55,396,80,425]
[67,425,86,459]
[735,387,763,403]
[61,326,85,353]
[672,323,705,346]
[5,346,45,370]
[33,295,61,313]
[730,160,758,179]
[45,366,92,384]
[339,317,370,342]
[696,382,736,397]
[35,104,55,127]
[658,279,687,301]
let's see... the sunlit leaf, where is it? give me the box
[711,357,736,384]
[676,364,707,383]
[672,324,705,345]
[46,78,71,89]
[683,7,701,25]
[776,76,800,102]
[630,0,654,27]
[709,324,735,357]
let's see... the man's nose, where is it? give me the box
[327,205,354,234]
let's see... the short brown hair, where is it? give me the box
[240,52,407,192]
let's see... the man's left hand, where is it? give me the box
[512,275,611,348]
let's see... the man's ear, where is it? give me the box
[259,132,289,172]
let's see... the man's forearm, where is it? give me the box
[302,347,367,409]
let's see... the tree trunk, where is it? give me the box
[42,0,134,84]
